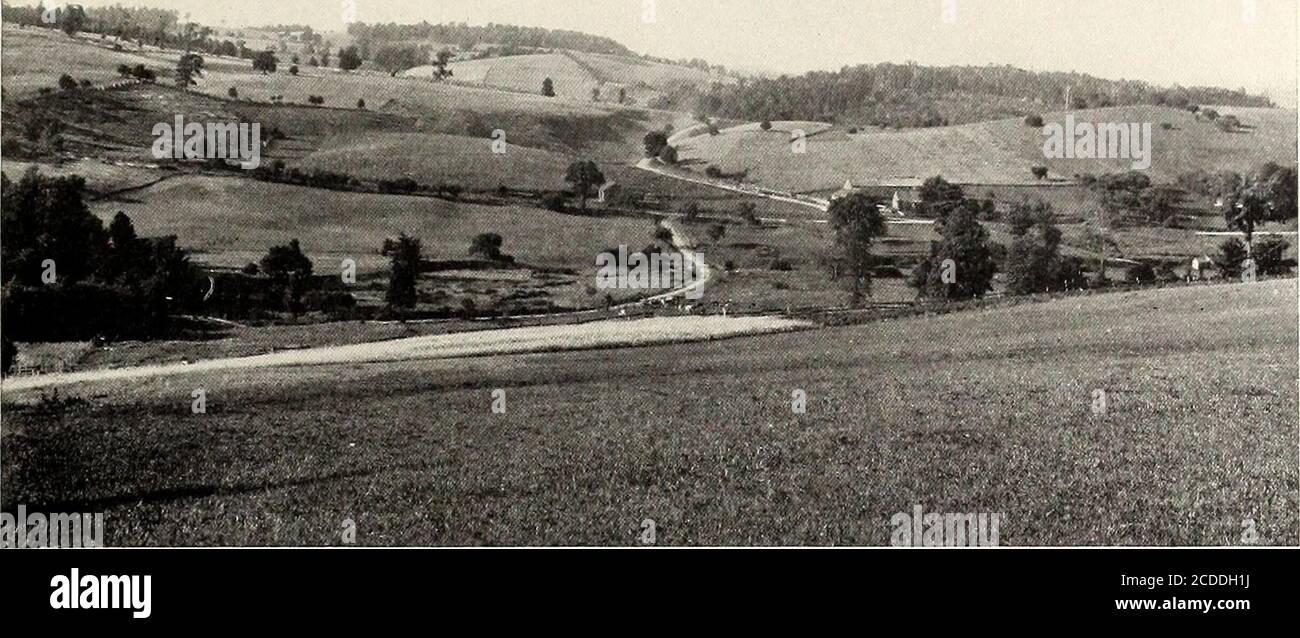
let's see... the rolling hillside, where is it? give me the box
[89,175,654,274]
[4,279,1293,545]
[678,105,1298,192]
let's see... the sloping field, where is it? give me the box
[405,52,598,101]
[0,25,159,102]
[88,175,654,273]
[1,279,1292,545]
[292,131,573,191]
[402,50,732,106]
[680,105,1297,191]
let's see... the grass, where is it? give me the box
[0,25,158,102]
[89,174,657,275]
[292,131,573,192]
[679,105,1298,192]
[3,279,1293,546]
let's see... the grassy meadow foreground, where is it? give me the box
[2,280,1294,546]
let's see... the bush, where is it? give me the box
[1024,114,1044,127]
[1253,235,1293,276]
[1,335,15,376]
[58,74,77,90]
[760,120,772,131]
[1218,238,1248,278]
[228,87,238,98]
[540,191,567,212]
[768,257,793,271]
[1031,165,1048,180]
[1125,260,1156,284]
[657,144,678,164]
[357,98,366,109]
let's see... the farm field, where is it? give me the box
[2,279,1293,545]
[87,174,656,274]
[679,105,1298,192]
[292,131,574,192]
[0,24,159,101]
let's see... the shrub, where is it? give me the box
[228,87,238,98]
[1031,165,1049,180]
[1024,114,1044,127]
[760,120,772,131]
[1253,235,1293,275]
[1218,238,1248,278]
[357,98,366,109]
[1,335,15,376]
[1125,260,1156,284]
[540,191,567,212]
[58,74,77,90]
[657,144,678,164]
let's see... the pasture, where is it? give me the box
[3,279,1293,545]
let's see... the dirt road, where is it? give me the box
[1,315,812,392]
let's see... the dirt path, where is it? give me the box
[1,315,811,392]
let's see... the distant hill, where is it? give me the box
[346,21,633,57]
[678,105,1297,191]
[677,63,1275,129]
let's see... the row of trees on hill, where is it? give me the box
[670,63,1273,128]
[344,21,632,56]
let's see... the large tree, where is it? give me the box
[827,192,887,306]
[911,206,997,300]
[337,46,362,71]
[373,43,422,76]
[564,161,606,211]
[1219,162,1297,254]
[385,233,422,309]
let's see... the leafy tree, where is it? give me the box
[176,53,204,88]
[385,233,421,309]
[1025,114,1044,127]
[917,176,965,218]
[827,192,887,305]
[643,131,668,157]
[564,160,605,211]
[542,77,555,97]
[657,144,678,164]
[259,239,312,315]
[228,86,238,98]
[760,120,772,131]
[1003,199,1071,294]
[288,65,299,76]
[252,50,278,74]
[1,334,15,377]
[59,4,86,37]
[468,233,511,262]
[1138,185,1186,226]
[337,46,361,70]
[1031,165,1048,180]
[430,49,454,81]
[58,74,77,91]
[1218,237,1248,279]
[1219,163,1297,253]
[373,43,422,76]
[1,169,107,287]
[911,206,996,300]
[1253,235,1293,276]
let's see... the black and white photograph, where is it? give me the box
[0,0,1296,624]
